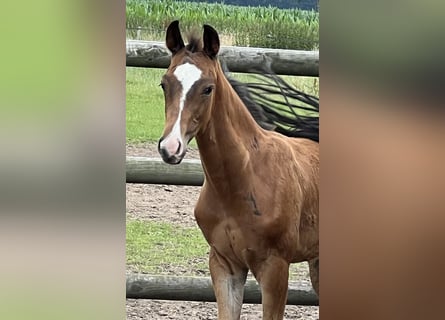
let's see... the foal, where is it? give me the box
[158,21,319,320]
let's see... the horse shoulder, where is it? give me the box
[194,183,222,240]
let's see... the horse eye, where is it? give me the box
[202,86,213,95]
[159,83,165,90]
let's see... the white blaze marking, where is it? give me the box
[171,63,202,138]
[174,62,203,108]
[161,63,202,152]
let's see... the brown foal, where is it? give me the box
[158,21,319,320]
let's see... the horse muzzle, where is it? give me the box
[158,136,186,165]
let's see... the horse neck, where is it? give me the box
[195,66,263,196]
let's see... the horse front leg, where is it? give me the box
[308,257,319,295]
[209,247,248,320]
[255,255,289,320]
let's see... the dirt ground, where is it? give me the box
[126,143,319,319]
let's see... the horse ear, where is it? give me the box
[203,24,220,59]
[166,20,185,55]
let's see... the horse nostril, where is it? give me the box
[176,141,182,155]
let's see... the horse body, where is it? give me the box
[158,21,318,320]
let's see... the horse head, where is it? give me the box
[158,21,221,164]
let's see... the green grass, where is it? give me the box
[126,67,165,143]
[126,220,209,274]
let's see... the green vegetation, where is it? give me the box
[126,220,209,274]
[126,0,318,50]
[126,67,165,143]
[188,0,319,11]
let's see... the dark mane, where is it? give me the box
[225,66,319,143]
[186,33,203,53]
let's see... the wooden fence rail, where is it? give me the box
[126,40,319,77]
[126,156,203,186]
[126,274,319,306]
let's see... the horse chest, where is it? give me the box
[212,218,271,271]
[195,204,287,267]
[196,207,245,252]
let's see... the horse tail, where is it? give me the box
[226,66,319,143]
